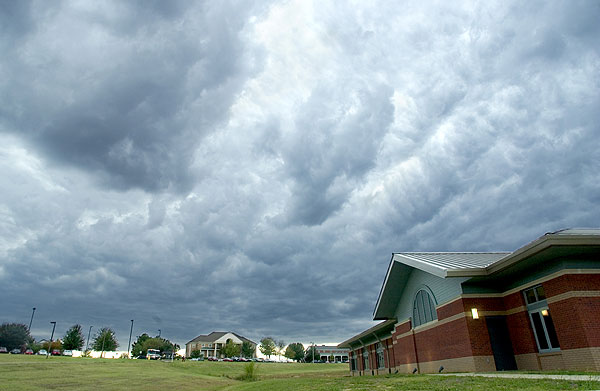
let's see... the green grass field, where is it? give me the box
[1,355,599,391]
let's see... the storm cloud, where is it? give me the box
[1,0,599,347]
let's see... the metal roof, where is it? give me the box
[393,252,509,277]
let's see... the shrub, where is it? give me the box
[237,361,259,381]
[190,349,202,359]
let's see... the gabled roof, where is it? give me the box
[186,331,256,345]
[373,228,600,320]
[392,252,509,278]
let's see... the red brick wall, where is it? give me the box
[462,297,505,313]
[437,299,464,320]
[543,274,600,350]
[544,274,600,296]
[505,311,537,354]
[504,291,526,310]
[415,318,477,362]
[549,296,600,349]
[394,334,417,365]
[394,320,412,335]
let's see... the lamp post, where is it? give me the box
[85,326,93,352]
[28,307,36,332]
[158,329,161,338]
[47,322,56,359]
[311,342,315,363]
[127,320,134,358]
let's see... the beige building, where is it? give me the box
[185,331,256,358]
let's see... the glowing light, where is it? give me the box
[471,308,479,319]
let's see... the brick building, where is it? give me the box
[338,229,600,374]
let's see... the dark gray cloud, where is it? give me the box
[1,0,261,192]
[1,0,599,348]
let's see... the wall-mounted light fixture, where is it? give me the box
[471,308,479,319]
[541,309,549,317]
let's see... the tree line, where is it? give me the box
[258,337,323,362]
[0,322,177,357]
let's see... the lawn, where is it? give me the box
[1,355,598,391]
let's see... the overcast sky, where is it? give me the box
[1,0,599,349]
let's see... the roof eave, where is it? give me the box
[486,233,600,275]
[337,318,397,348]
[372,255,398,319]
[445,268,488,277]
[392,253,448,278]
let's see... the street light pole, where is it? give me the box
[47,322,56,359]
[158,329,161,338]
[85,326,93,352]
[127,320,134,358]
[28,307,36,332]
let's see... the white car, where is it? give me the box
[37,349,48,355]
[62,350,73,356]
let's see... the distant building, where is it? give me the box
[314,345,349,362]
[185,331,256,358]
[339,229,600,374]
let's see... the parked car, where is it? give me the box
[223,357,233,362]
[10,349,21,354]
[189,357,204,361]
[0,347,7,354]
[25,349,34,355]
[37,349,48,355]
[51,349,61,356]
[62,350,73,356]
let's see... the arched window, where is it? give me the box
[412,289,437,327]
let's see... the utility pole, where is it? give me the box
[47,322,56,359]
[127,320,134,358]
[85,326,93,352]
[28,307,36,332]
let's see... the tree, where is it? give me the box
[276,340,285,360]
[92,327,118,356]
[62,324,84,350]
[131,333,151,357]
[304,345,320,363]
[259,337,276,358]
[42,340,62,351]
[284,342,305,362]
[131,333,178,357]
[241,341,255,358]
[222,339,241,358]
[0,323,33,350]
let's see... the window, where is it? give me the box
[363,350,369,370]
[350,355,357,371]
[376,343,385,369]
[524,285,546,304]
[523,285,560,353]
[412,289,438,327]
